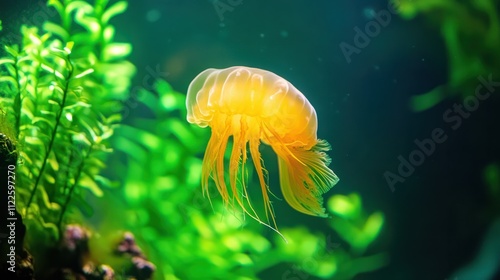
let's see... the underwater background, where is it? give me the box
[0,0,499,279]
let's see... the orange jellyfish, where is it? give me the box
[186,66,339,231]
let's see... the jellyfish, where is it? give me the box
[186,66,339,231]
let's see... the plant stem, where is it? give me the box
[60,137,75,198]
[57,143,93,229]
[13,56,21,139]
[25,58,73,214]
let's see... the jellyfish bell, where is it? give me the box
[186,66,339,233]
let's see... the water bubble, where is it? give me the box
[363,7,376,19]
[146,9,161,23]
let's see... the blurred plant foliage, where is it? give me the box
[483,163,500,215]
[98,80,388,279]
[0,0,134,245]
[392,0,500,111]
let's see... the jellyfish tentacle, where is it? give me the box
[229,129,243,210]
[273,140,339,217]
[203,116,233,209]
[249,137,277,229]
[228,115,257,218]
[238,117,264,221]
[202,130,221,204]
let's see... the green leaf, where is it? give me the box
[0,58,15,65]
[74,12,101,39]
[48,99,60,106]
[363,212,384,242]
[113,136,148,163]
[102,43,131,61]
[160,92,182,111]
[43,21,69,40]
[101,1,128,24]
[102,25,115,43]
[74,68,94,79]
[155,79,173,94]
[47,0,64,17]
[94,175,113,188]
[66,0,93,15]
[79,174,104,197]
[168,119,199,151]
[17,55,33,65]
[45,173,56,184]
[100,126,114,140]
[39,187,61,210]
[4,45,19,57]
[72,133,92,147]
[0,76,18,87]
[27,32,43,46]
[120,125,162,150]
[78,117,98,142]
[135,89,159,114]
[3,62,17,77]
[32,116,55,127]
[63,101,91,111]
[86,157,106,170]
[40,63,65,79]
[105,113,122,124]
[40,222,60,240]
[19,151,33,166]
[24,136,47,150]
[64,41,74,54]
[328,193,362,219]
[48,157,59,172]
[40,110,57,117]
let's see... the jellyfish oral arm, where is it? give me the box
[273,139,339,217]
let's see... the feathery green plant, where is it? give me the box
[0,0,134,243]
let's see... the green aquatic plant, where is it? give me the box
[446,163,500,279]
[483,163,500,216]
[99,79,388,279]
[0,0,134,245]
[392,0,500,111]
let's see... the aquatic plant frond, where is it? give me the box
[0,0,135,240]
